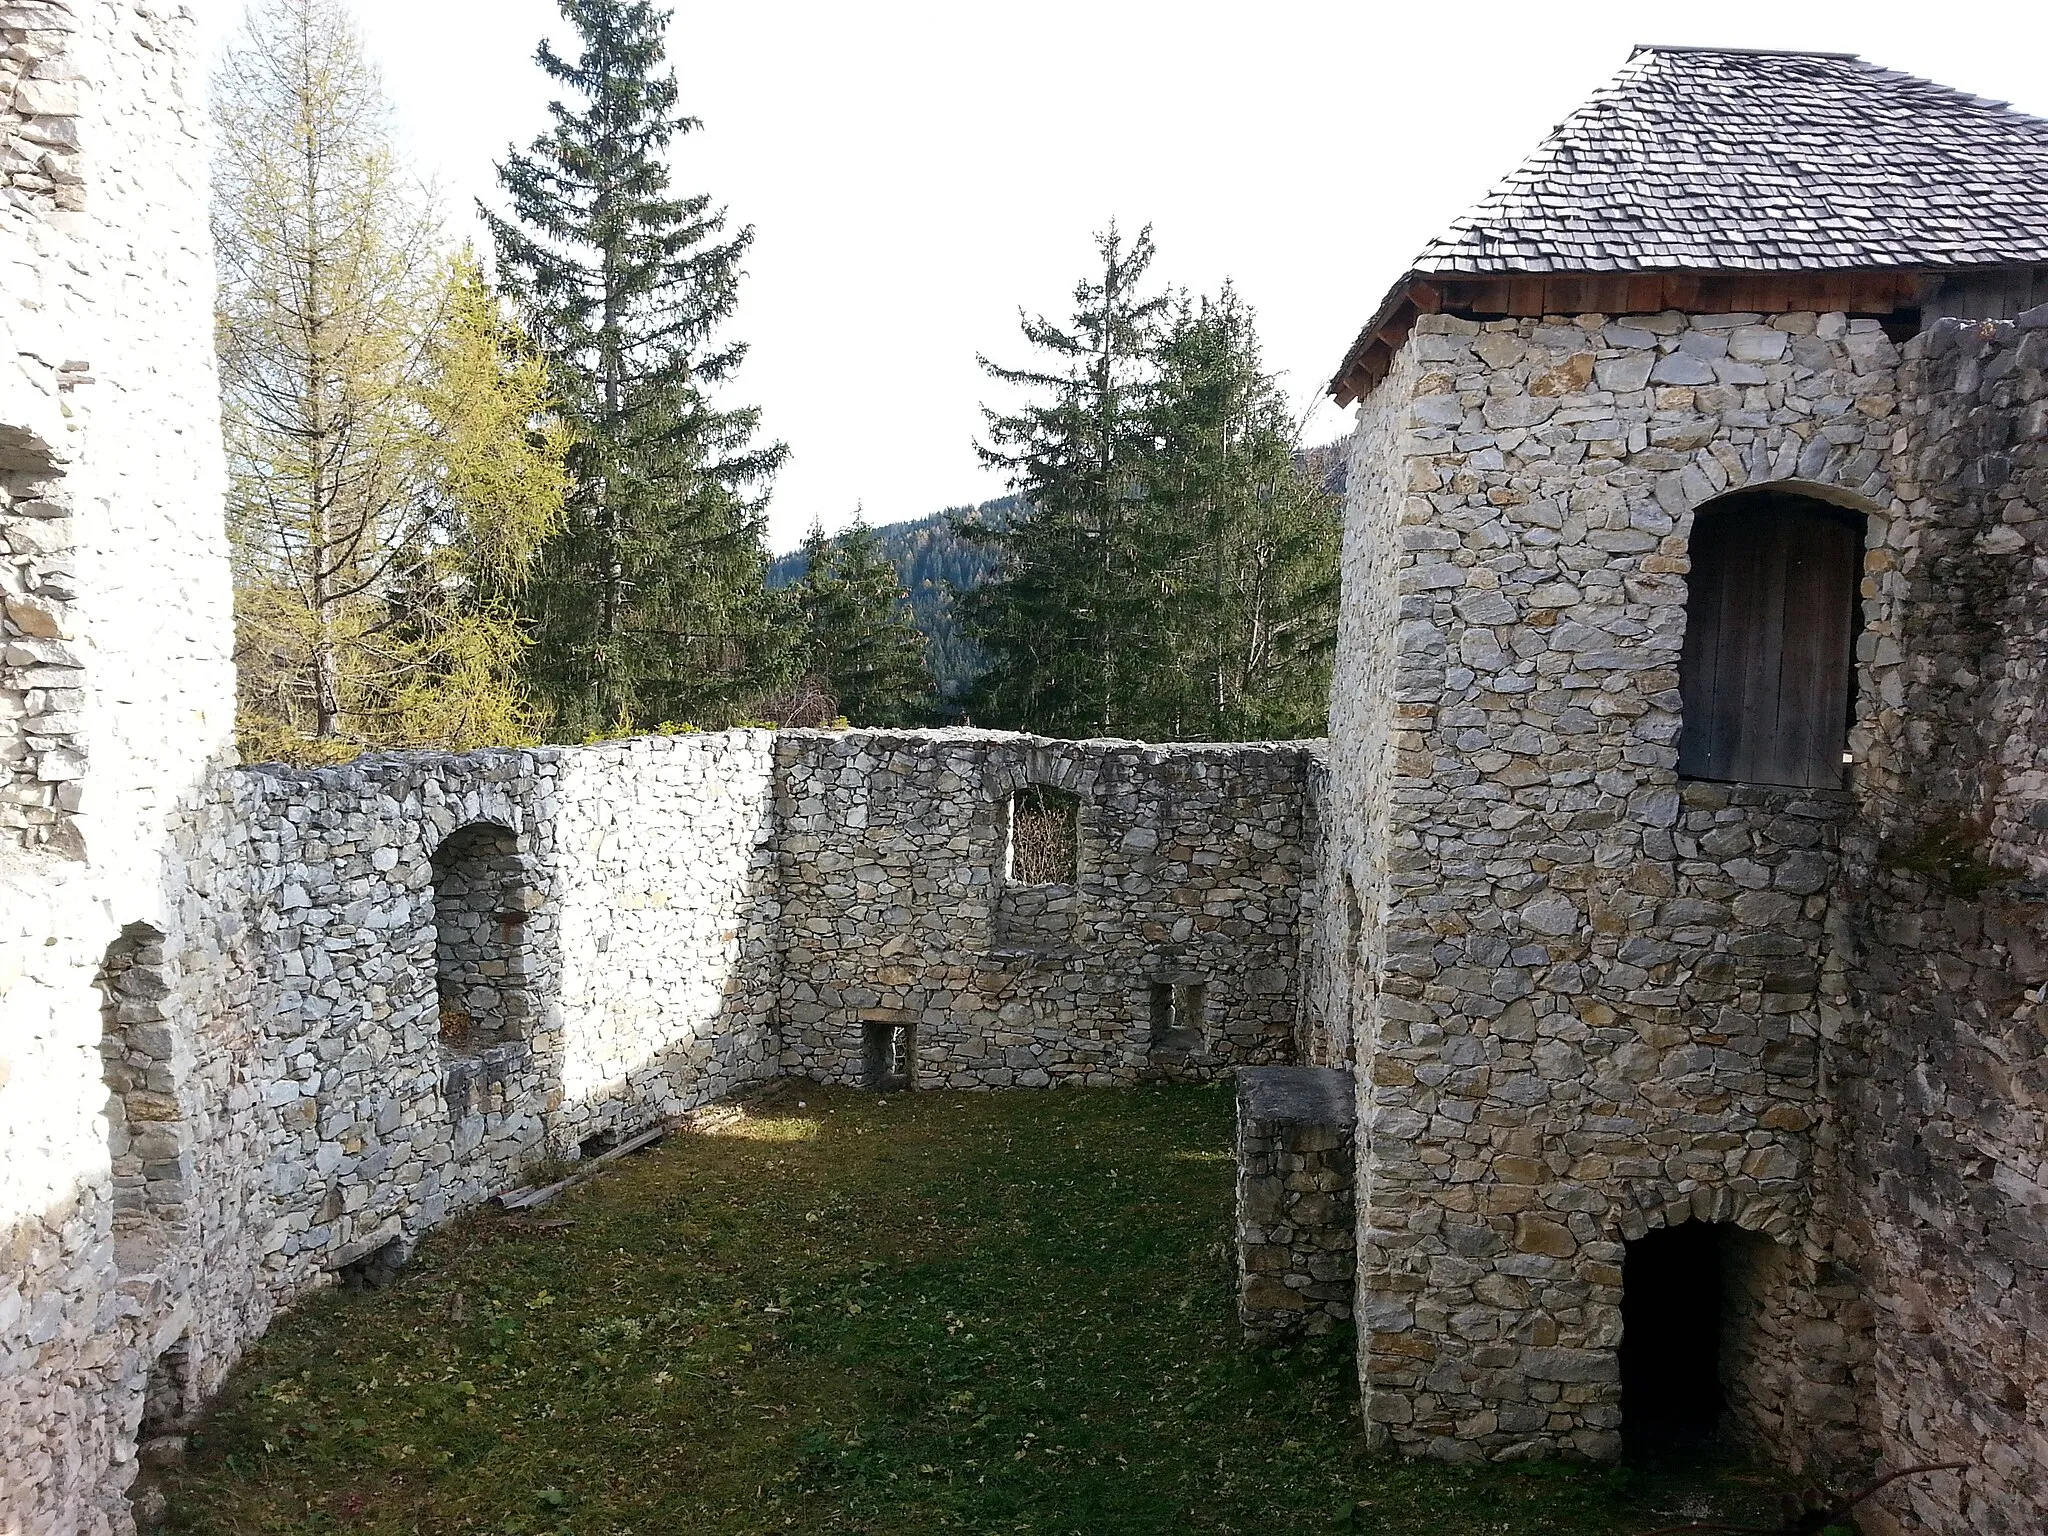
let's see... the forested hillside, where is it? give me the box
[771,497,1018,709]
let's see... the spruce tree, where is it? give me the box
[792,518,932,727]
[964,232,1337,742]
[1143,288,1340,740]
[962,224,1170,737]
[485,0,789,737]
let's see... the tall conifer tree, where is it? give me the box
[485,0,788,737]
[963,233,1338,741]
[216,0,568,763]
[791,518,932,727]
[962,224,1169,737]
[1143,289,1340,740]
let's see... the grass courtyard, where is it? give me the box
[163,1084,1783,1535]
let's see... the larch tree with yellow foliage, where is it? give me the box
[214,0,568,763]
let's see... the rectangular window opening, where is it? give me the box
[1006,786,1080,885]
[862,1020,915,1091]
[1149,980,1207,1054]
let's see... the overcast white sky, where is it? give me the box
[187,0,2048,551]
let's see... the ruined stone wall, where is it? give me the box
[774,730,1312,1088]
[1332,309,1898,1468]
[1303,343,1422,1081]
[2,4,237,1532]
[231,734,781,1279]
[2,1,83,215]
[1839,315,2048,1536]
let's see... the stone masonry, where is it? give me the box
[3,4,236,1534]
[5,18,2047,1536]
[1236,1066,1357,1339]
[1319,299,2048,1533]
[4,719,1324,1535]
[775,731,1313,1088]
[1322,306,1899,1467]
[1836,315,2048,1535]
[2,1,84,217]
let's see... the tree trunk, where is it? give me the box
[300,8,340,741]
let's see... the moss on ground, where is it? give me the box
[165,1084,1784,1534]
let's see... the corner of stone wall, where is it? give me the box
[1236,1065,1357,1340]
[1842,306,2048,1536]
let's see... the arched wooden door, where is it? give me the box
[1678,493,1862,790]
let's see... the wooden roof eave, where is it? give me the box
[1330,275,1438,408]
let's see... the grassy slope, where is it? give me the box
[164,1085,1782,1535]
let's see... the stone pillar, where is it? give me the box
[1236,1066,1356,1339]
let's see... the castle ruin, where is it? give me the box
[1,17,2043,1536]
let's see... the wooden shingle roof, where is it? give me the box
[1330,45,2048,401]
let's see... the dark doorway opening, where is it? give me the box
[1621,1221,1724,1453]
[863,1020,914,1091]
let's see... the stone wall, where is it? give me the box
[1840,314,2048,1536]
[8,712,1323,1534]
[1331,308,1898,1468]
[1,441,82,853]
[2,4,237,1533]
[1236,1066,1357,1339]
[2,1,83,216]
[773,730,1313,1089]
[233,734,782,1276]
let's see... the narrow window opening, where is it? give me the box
[1678,489,1863,790]
[1342,871,1364,955]
[432,823,534,1055]
[1621,1221,1724,1455]
[1005,786,1080,885]
[863,1020,914,1091]
[337,1235,412,1292]
[1149,980,1207,1054]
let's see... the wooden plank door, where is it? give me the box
[1678,499,1860,789]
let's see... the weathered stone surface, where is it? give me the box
[1237,1067,1357,1339]
[776,732,1314,1090]
[1317,305,2047,1536]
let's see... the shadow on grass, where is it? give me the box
[164,1084,1788,1535]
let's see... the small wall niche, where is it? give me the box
[141,1334,193,1439]
[431,822,536,1054]
[1005,786,1081,886]
[863,1018,915,1091]
[97,922,195,1238]
[1149,980,1208,1054]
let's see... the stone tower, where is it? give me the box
[1,4,237,1531]
[1319,45,2048,1535]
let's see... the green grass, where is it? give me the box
[165,1084,1783,1535]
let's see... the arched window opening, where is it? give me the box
[1678,490,1862,790]
[431,823,536,1055]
